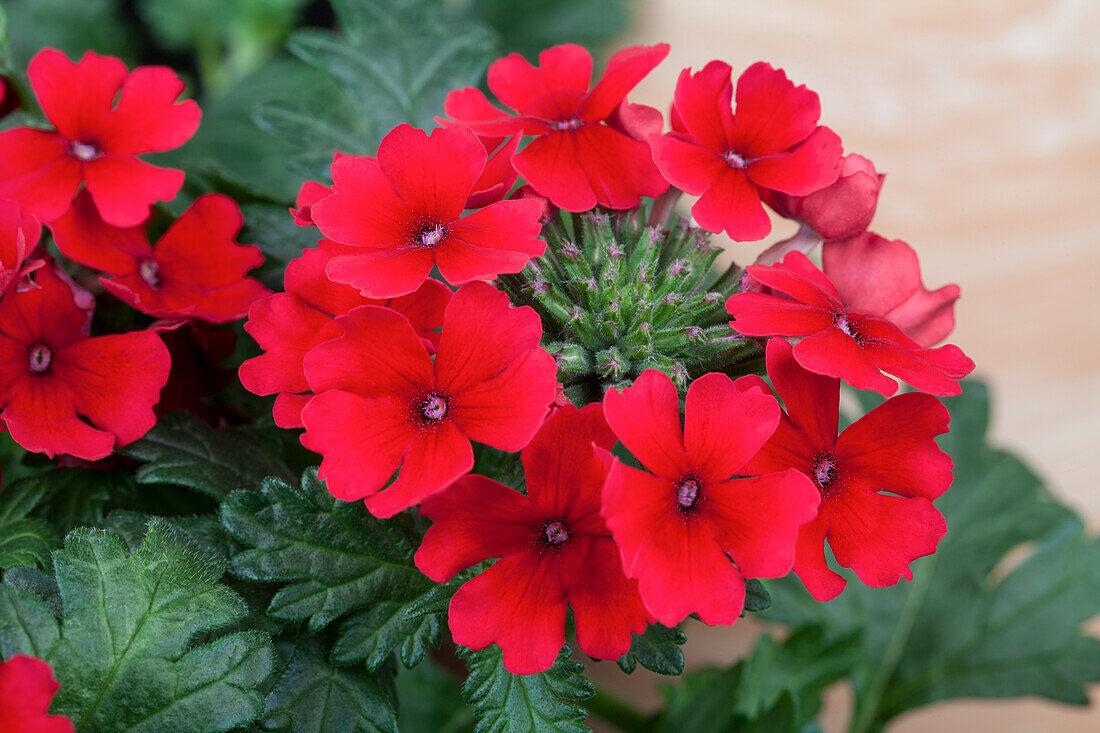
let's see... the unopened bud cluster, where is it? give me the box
[500,207,760,404]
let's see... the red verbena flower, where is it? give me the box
[725,250,974,396]
[741,339,951,600]
[444,43,670,212]
[416,404,650,674]
[310,124,545,298]
[822,231,960,347]
[0,264,169,460]
[650,61,843,241]
[49,191,270,323]
[762,153,884,241]
[0,199,44,298]
[151,319,242,425]
[0,655,74,733]
[0,49,200,227]
[600,369,820,626]
[239,244,451,428]
[300,281,557,517]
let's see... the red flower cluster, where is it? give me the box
[238,42,975,674]
[0,655,73,733]
[0,48,268,464]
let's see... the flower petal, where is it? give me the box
[83,154,185,228]
[730,62,821,157]
[602,369,687,480]
[365,420,474,518]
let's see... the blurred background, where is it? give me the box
[3,0,1096,729]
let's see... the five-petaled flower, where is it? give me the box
[0,264,169,460]
[300,281,558,518]
[0,655,74,733]
[725,250,974,396]
[310,124,545,299]
[0,49,200,227]
[239,244,452,428]
[599,369,820,626]
[48,191,270,324]
[650,61,842,241]
[741,339,952,600]
[444,43,671,212]
[416,404,651,674]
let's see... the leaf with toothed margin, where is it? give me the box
[617,623,686,676]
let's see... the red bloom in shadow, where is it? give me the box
[239,244,451,428]
[301,281,557,517]
[0,199,44,298]
[0,655,74,733]
[600,370,820,626]
[822,231,960,347]
[0,49,200,227]
[0,264,169,460]
[725,250,974,396]
[651,61,842,241]
[741,339,951,600]
[416,404,651,674]
[444,43,670,212]
[310,124,544,298]
[49,192,270,323]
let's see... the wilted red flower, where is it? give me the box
[600,370,820,626]
[311,124,544,298]
[444,43,670,212]
[0,49,200,227]
[650,61,842,241]
[239,244,451,428]
[823,231,960,347]
[762,153,883,241]
[300,281,557,517]
[290,179,333,227]
[725,251,973,396]
[0,655,74,733]
[0,199,44,298]
[49,192,269,323]
[416,404,650,674]
[0,264,169,460]
[742,339,950,600]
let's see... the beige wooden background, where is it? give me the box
[586,1,1100,730]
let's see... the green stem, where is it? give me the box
[586,683,652,733]
[849,555,938,733]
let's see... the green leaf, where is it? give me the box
[464,0,636,60]
[262,632,398,733]
[765,381,1100,733]
[4,0,136,69]
[258,0,497,181]
[395,660,472,733]
[657,627,855,733]
[0,571,59,659]
[124,411,294,499]
[0,520,274,732]
[240,202,320,268]
[222,468,443,671]
[0,475,58,570]
[460,643,594,732]
[102,509,241,559]
[617,623,686,675]
[743,578,771,614]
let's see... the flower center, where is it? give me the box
[723,150,747,169]
[419,224,446,248]
[419,394,448,421]
[29,344,52,374]
[676,479,700,509]
[139,259,161,289]
[69,140,100,161]
[813,456,836,489]
[551,118,583,132]
[544,520,569,545]
[835,314,853,337]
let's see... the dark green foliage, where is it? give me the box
[124,411,294,499]
[617,623,686,675]
[0,520,273,732]
[221,469,447,671]
[744,578,772,614]
[657,627,858,733]
[262,632,398,733]
[501,210,760,404]
[460,644,594,732]
[256,0,496,183]
[0,474,59,570]
[395,660,473,733]
[465,0,637,59]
